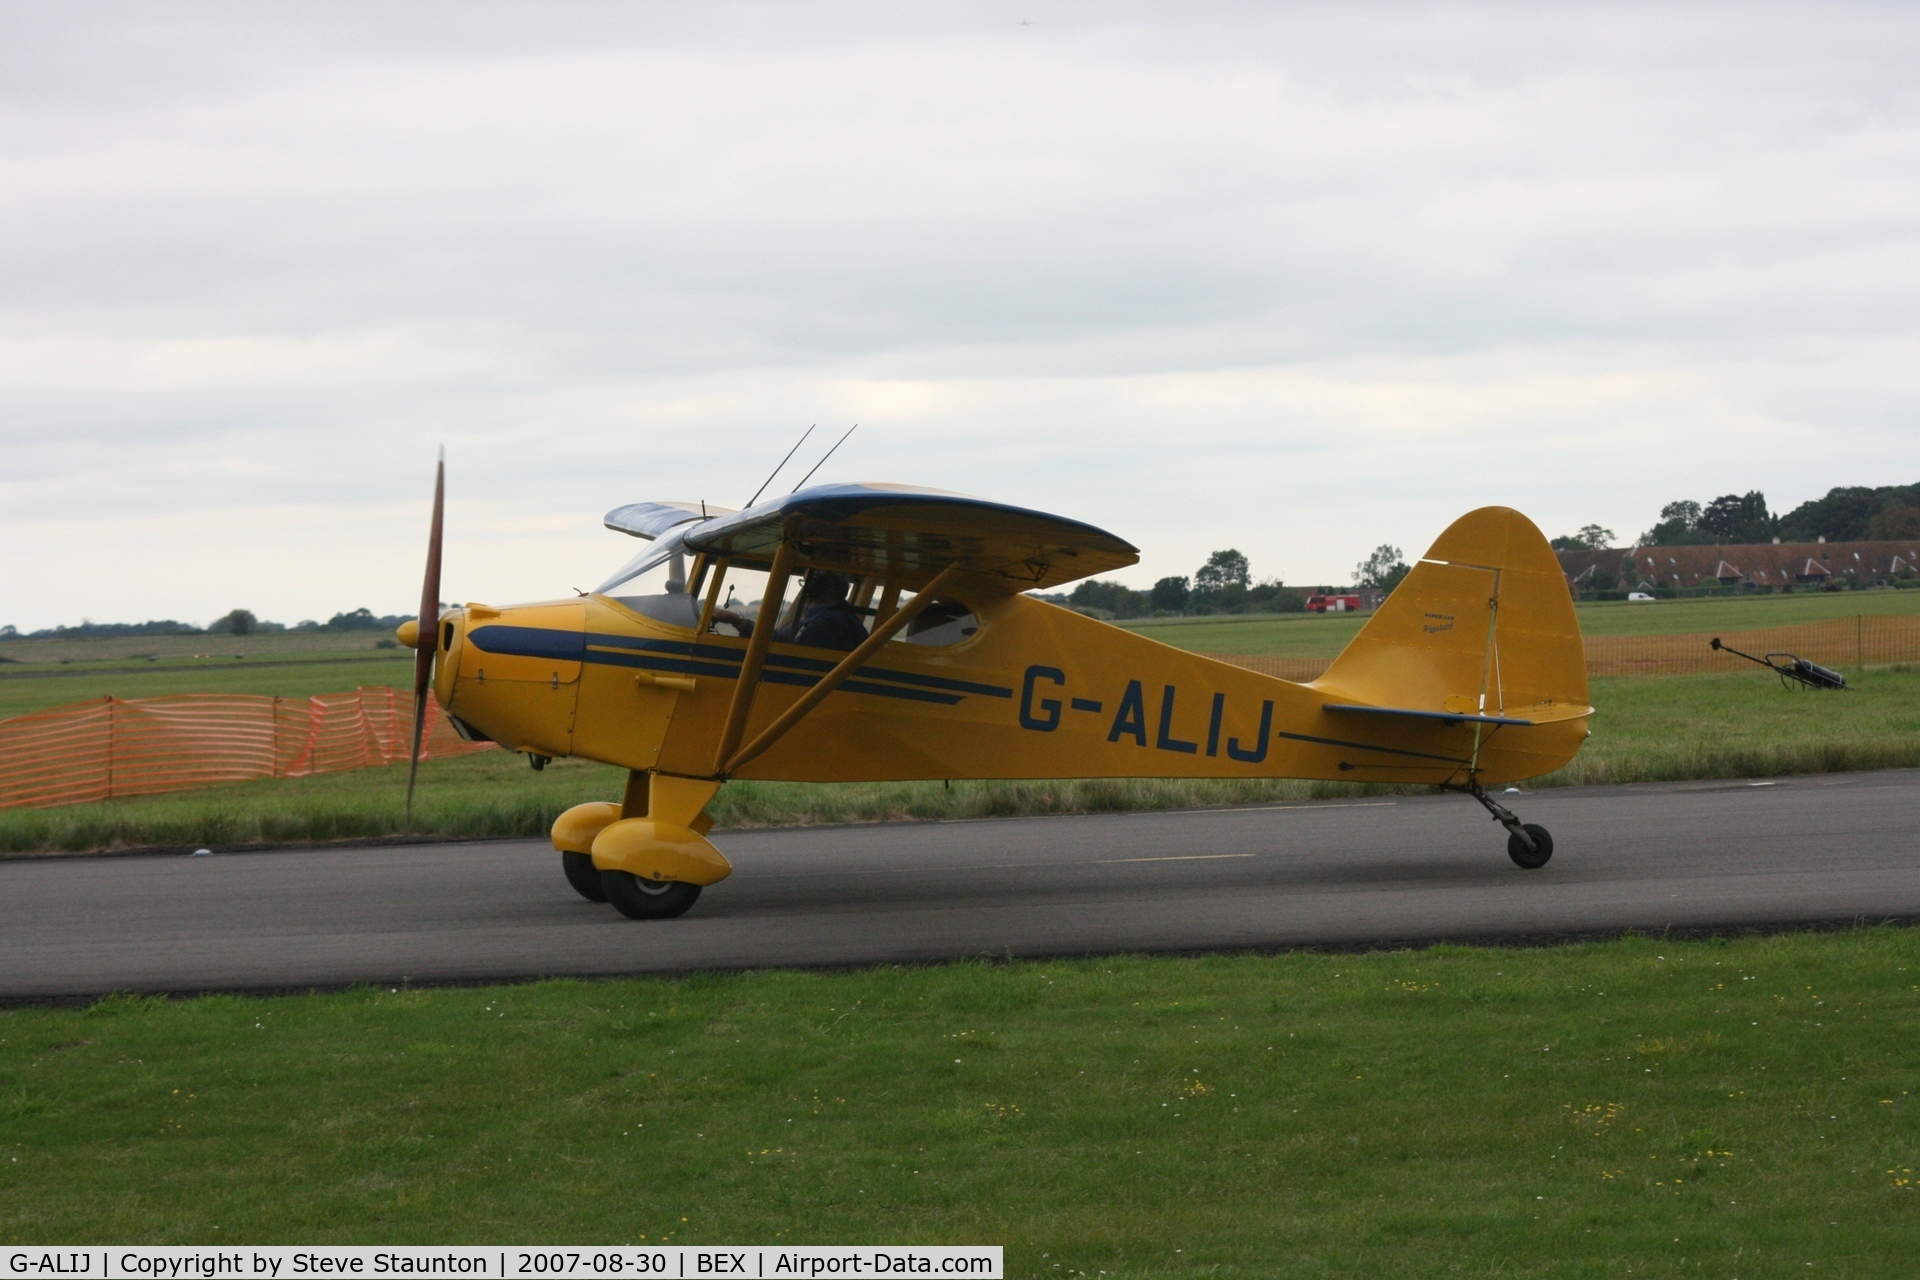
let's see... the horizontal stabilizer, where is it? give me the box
[1322,703,1534,728]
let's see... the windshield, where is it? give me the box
[594,529,692,595]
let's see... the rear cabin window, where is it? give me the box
[893,598,977,647]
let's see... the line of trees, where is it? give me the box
[1064,548,1309,619]
[1547,482,1920,553]
[1,608,414,641]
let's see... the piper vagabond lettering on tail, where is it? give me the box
[397,463,1592,918]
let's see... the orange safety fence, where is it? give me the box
[1200,614,1920,683]
[0,687,495,812]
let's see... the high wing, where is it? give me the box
[604,501,739,540]
[607,482,1138,595]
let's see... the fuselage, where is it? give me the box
[431,588,1587,788]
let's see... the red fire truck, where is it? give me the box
[1305,593,1363,613]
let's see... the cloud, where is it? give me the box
[3,1,1918,627]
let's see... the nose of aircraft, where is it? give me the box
[432,601,585,757]
[395,608,471,707]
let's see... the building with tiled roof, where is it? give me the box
[1556,540,1920,594]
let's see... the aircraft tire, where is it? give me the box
[562,852,609,902]
[1507,824,1553,870]
[601,870,702,920]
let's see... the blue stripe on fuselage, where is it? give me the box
[468,624,587,661]
[580,631,1009,699]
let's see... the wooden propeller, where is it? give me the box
[405,450,445,826]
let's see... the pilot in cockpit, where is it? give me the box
[714,570,868,652]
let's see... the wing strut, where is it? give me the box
[719,560,964,778]
[712,539,797,775]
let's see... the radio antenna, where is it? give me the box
[789,424,857,493]
[744,424,815,508]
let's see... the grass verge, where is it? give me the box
[1541,664,1920,786]
[5,667,1916,854]
[2,930,1917,1271]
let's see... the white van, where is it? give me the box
[1626,591,1656,602]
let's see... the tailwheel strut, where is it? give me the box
[1457,780,1553,870]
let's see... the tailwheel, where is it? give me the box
[1506,823,1553,870]
[562,851,608,902]
[601,871,702,920]
[1457,780,1555,870]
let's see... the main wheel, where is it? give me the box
[562,851,608,902]
[1507,823,1553,870]
[601,870,702,920]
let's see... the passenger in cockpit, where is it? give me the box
[715,571,868,651]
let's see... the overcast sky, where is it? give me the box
[4,1,1917,629]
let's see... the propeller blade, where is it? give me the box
[405,450,445,826]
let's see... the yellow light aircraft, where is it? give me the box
[398,462,1590,919]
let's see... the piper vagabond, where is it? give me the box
[397,463,1590,919]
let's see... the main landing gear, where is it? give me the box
[600,871,703,920]
[561,851,608,902]
[1458,781,1553,870]
[560,851,704,918]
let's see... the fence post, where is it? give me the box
[105,694,116,802]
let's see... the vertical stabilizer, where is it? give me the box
[1313,507,1588,722]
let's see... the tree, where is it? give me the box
[1640,492,1789,546]
[1150,576,1191,614]
[1068,579,1150,619]
[1698,491,1775,544]
[1244,579,1306,612]
[1777,482,1920,542]
[1190,549,1251,613]
[1638,500,1709,547]
[1868,504,1920,540]
[210,608,256,636]
[1193,549,1250,592]
[1353,544,1410,592]
[1550,524,1616,552]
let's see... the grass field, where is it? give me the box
[0,654,415,720]
[0,628,411,721]
[2,929,1917,1272]
[1116,586,1920,656]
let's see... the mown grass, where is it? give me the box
[0,654,415,719]
[5,667,1916,854]
[0,749,1375,854]
[1543,664,1920,786]
[1568,586,1920,638]
[2,930,1917,1272]
[1117,585,1920,655]
[0,630,398,665]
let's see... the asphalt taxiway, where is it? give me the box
[3,769,1915,999]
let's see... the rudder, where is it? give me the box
[1312,507,1589,778]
